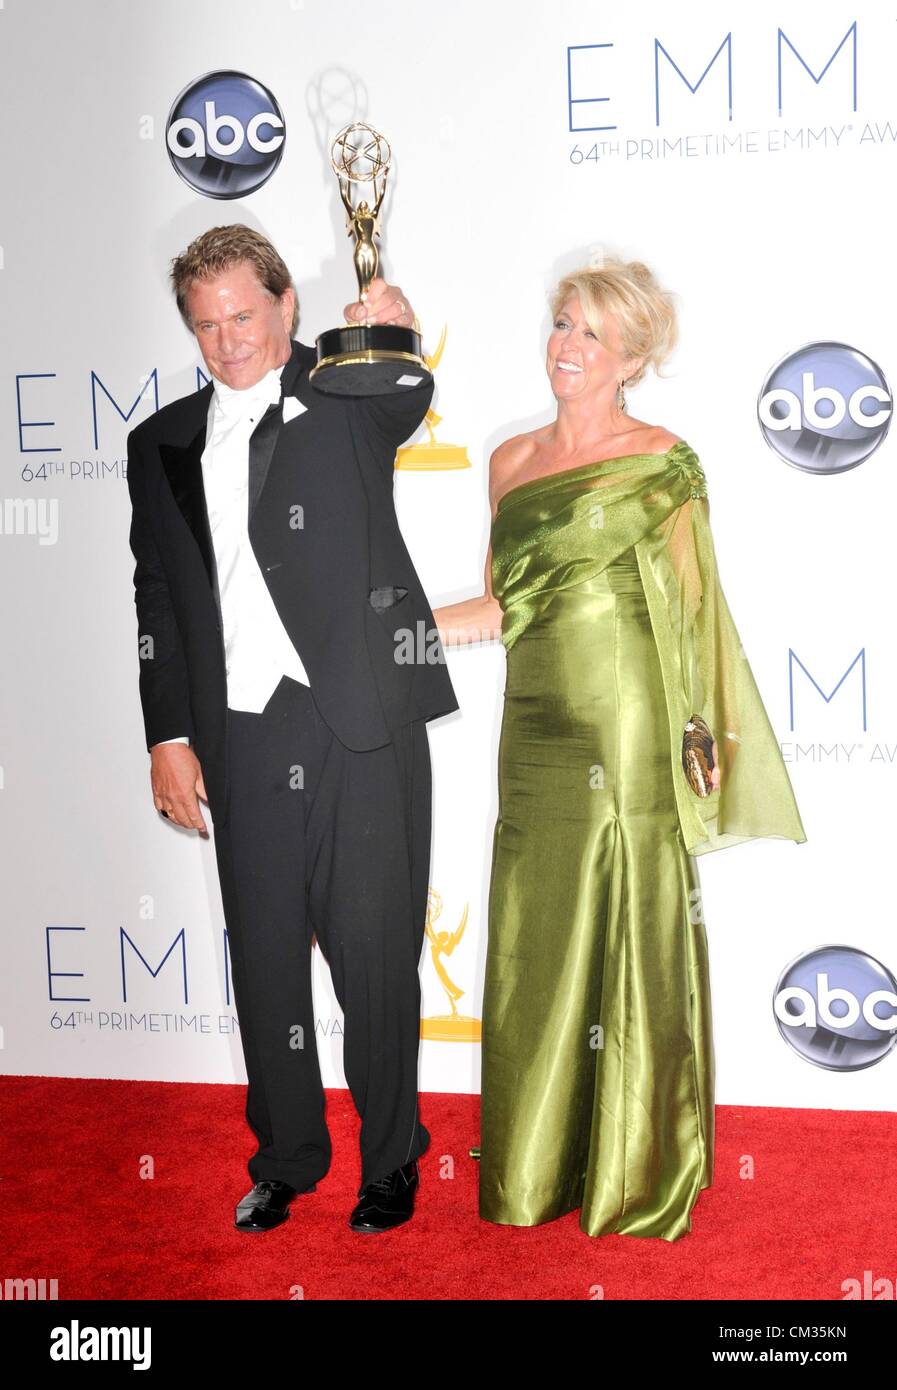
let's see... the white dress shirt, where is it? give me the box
[155,361,310,748]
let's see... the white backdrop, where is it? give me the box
[1,0,895,1110]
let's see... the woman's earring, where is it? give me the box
[617,378,627,413]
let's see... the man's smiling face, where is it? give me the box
[186,260,295,390]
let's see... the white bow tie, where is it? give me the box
[213,367,283,420]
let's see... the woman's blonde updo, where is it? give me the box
[549,256,679,390]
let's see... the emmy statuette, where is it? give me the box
[310,122,432,397]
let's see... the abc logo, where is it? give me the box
[757,341,891,474]
[773,945,897,1071]
[166,70,285,199]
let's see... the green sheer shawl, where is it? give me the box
[491,441,807,857]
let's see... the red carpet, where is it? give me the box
[1,1076,892,1300]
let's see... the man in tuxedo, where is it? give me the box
[126,223,458,1233]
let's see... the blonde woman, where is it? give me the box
[433,258,805,1240]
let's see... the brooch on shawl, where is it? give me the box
[670,445,708,500]
[682,714,716,797]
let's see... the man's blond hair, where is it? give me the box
[170,224,299,336]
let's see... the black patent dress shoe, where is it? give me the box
[348,1159,419,1233]
[235,1178,314,1233]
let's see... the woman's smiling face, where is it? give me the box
[546,293,633,404]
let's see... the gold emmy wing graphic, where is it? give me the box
[396,325,470,471]
[420,888,481,1041]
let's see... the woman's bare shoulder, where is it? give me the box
[644,425,686,453]
[487,430,542,506]
[489,427,546,464]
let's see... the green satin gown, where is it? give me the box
[478,441,805,1241]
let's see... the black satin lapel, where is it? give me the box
[247,402,285,522]
[159,430,218,601]
[247,340,315,520]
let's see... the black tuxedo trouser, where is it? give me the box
[211,673,432,1196]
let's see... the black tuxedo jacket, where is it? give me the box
[126,337,459,827]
